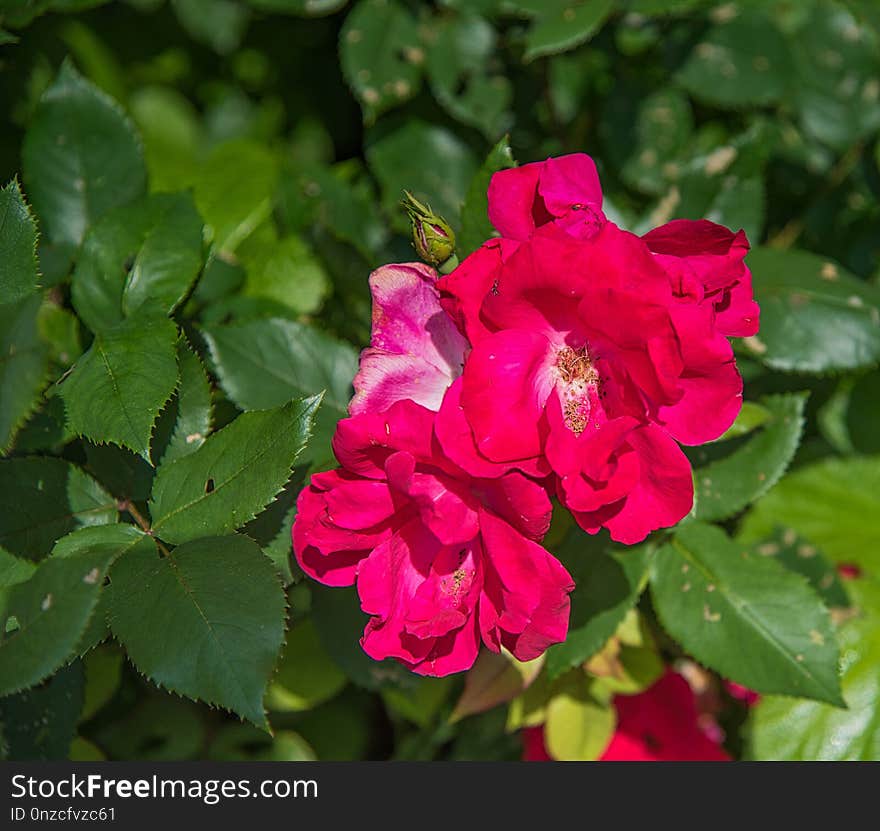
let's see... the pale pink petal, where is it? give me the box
[350,262,468,415]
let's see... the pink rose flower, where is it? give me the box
[293,399,574,676]
[487,153,606,243]
[439,222,743,543]
[523,670,730,762]
[643,219,760,338]
[350,262,469,416]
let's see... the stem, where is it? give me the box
[117,499,169,557]
[118,499,151,533]
[439,253,460,274]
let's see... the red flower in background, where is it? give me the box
[523,670,730,762]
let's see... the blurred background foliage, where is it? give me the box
[1,0,879,761]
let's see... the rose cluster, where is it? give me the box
[293,153,757,676]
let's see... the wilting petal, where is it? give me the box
[715,265,760,337]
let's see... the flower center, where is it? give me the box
[554,345,601,436]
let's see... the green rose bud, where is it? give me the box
[401,190,457,269]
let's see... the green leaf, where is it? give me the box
[750,577,880,760]
[0,179,40,303]
[37,301,82,368]
[0,524,146,697]
[382,674,453,727]
[0,295,49,453]
[81,643,124,720]
[738,455,880,572]
[21,60,146,248]
[545,533,652,682]
[835,370,880,454]
[426,13,512,138]
[68,738,105,761]
[59,314,179,460]
[744,247,880,373]
[280,163,387,260]
[129,86,203,194]
[194,139,278,254]
[202,318,357,465]
[108,533,286,727]
[93,694,206,761]
[149,396,320,544]
[618,89,694,196]
[790,4,880,150]
[243,476,304,585]
[247,0,347,13]
[71,192,204,333]
[0,662,84,760]
[458,135,515,257]
[171,0,251,55]
[339,0,422,123]
[265,617,347,712]
[522,0,615,63]
[544,678,616,761]
[241,233,330,315]
[12,396,73,455]
[689,392,806,523]
[677,14,793,108]
[713,400,771,442]
[0,548,37,589]
[54,524,156,656]
[366,120,477,227]
[0,457,117,562]
[651,522,843,706]
[310,583,412,689]
[750,528,850,610]
[151,338,213,466]
[208,723,316,760]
